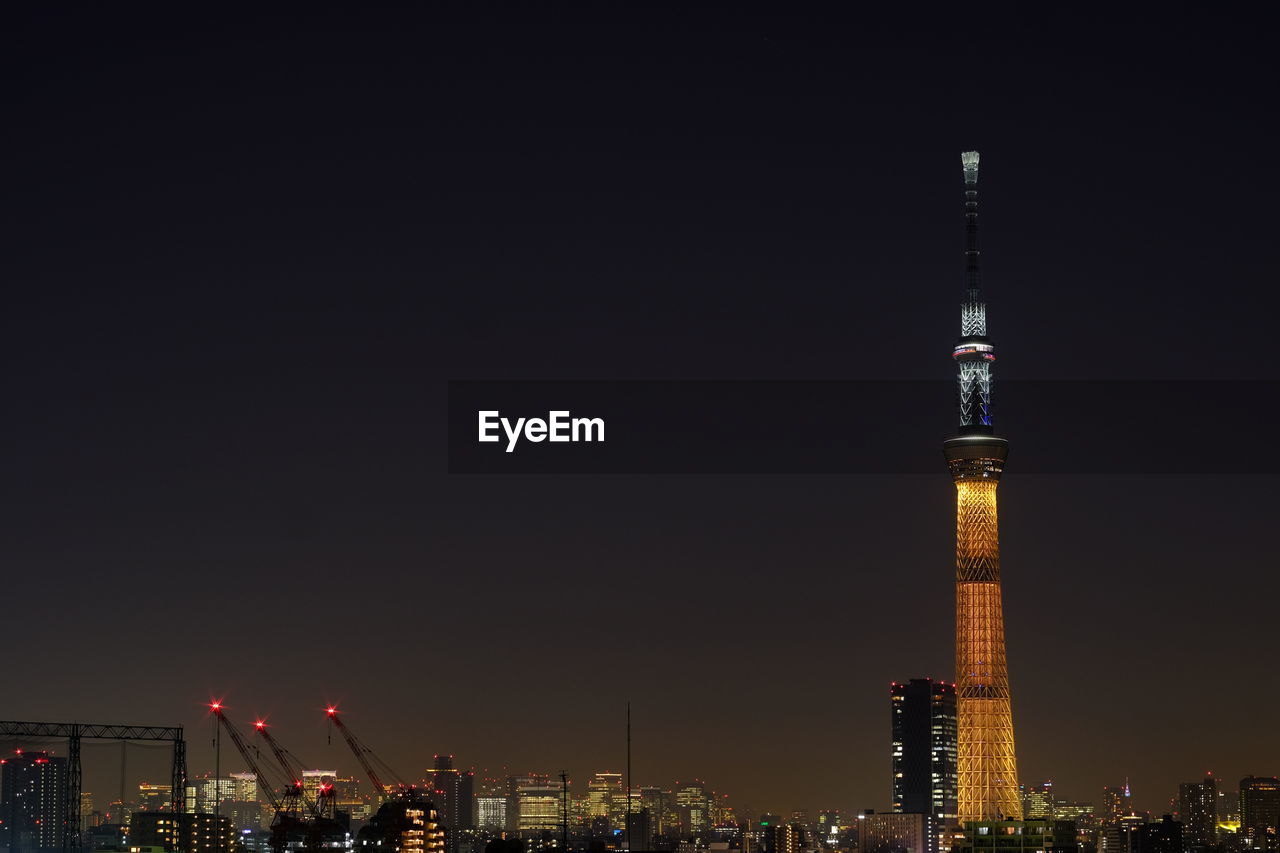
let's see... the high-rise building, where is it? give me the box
[506,775,560,836]
[476,796,507,832]
[676,782,710,834]
[946,150,1022,825]
[1023,782,1055,820]
[231,773,259,803]
[588,772,624,829]
[193,775,238,815]
[0,750,69,853]
[302,770,338,805]
[1239,777,1280,851]
[430,755,474,853]
[1180,777,1218,850]
[639,787,670,838]
[892,679,958,826]
[860,812,938,853]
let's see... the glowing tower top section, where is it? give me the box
[953,150,995,435]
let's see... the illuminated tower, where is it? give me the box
[944,150,1022,823]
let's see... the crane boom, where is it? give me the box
[254,722,321,817]
[325,707,390,797]
[210,704,283,813]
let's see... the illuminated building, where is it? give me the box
[231,773,259,803]
[860,812,937,853]
[764,824,806,853]
[1,750,68,853]
[946,150,1021,824]
[892,679,958,826]
[193,775,237,814]
[476,796,507,832]
[639,787,670,837]
[223,800,264,831]
[128,811,236,853]
[80,791,95,835]
[302,770,338,804]
[1055,803,1094,824]
[1181,776,1218,850]
[676,782,710,834]
[1102,814,1147,853]
[954,820,1076,853]
[1239,777,1280,851]
[588,772,624,827]
[506,775,560,836]
[1022,782,1055,820]
[138,783,174,813]
[357,796,445,853]
[816,811,843,849]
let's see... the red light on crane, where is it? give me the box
[326,707,337,715]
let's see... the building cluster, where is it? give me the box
[881,678,1279,853]
[0,739,1275,853]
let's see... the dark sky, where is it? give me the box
[5,5,1278,818]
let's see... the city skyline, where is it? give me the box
[5,2,1278,832]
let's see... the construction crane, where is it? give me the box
[324,706,410,800]
[209,704,306,853]
[325,706,441,853]
[253,719,349,846]
[253,720,317,819]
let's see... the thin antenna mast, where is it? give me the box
[626,702,632,852]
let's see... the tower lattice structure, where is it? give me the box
[944,151,1023,824]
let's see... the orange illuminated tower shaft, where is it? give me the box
[944,151,1022,823]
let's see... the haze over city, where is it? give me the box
[4,5,1277,850]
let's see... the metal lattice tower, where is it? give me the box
[943,151,1023,824]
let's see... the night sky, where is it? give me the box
[6,5,1278,818]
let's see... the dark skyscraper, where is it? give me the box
[1179,776,1218,850]
[430,755,474,853]
[1239,776,1280,851]
[892,679,958,825]
[1137,816,1183,853]
[0,751,68,853]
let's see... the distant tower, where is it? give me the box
[945,151,1023,824]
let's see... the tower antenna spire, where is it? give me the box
[962,151,982,302]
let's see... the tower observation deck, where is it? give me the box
[944,151,1023,824]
